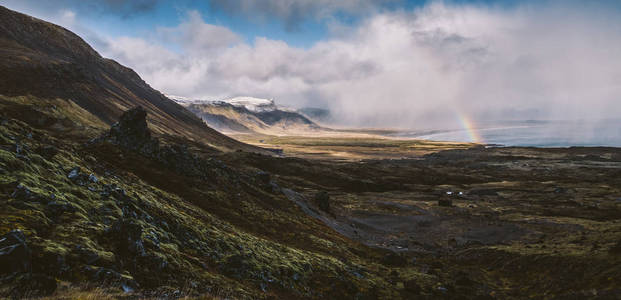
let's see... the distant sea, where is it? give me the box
[398,120,621,147]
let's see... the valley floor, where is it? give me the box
[232,132,476,161]
[230,132,621,299]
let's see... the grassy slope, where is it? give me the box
[0,95,444,299]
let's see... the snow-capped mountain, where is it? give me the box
[223,96,278,112]
[166,94,321,134]
[167,95,282,112]
[165,94,199,104]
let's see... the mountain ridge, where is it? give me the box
[0,5,262,153]
[174,96,322,134]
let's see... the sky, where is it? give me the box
[2,0,621,129]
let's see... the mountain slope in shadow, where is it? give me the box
[0,5,260,152]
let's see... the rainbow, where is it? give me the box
[457,113,483,144]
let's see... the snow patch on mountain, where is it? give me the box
[166,94,200,104]
[224,96,277,112]
[167,94,293,112]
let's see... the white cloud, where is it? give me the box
[100,1,621,129]
[157,10,241,53]
[59,9,76,25]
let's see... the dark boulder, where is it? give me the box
[67,167,80,179]
[314,191,330,212]
[100,183,126,199]
[107,219,146,257]
[8,183,53,209]
[67,167,91,185]
[31,247,69,276]
[46,201,77,220]
[73,244,101,265]
[221,253,254,279]
[0,230,32,275]
[66,167,98,186]
[88,173,98,183]
[14,143,26,155]
[107,106,159,154]
[10,183,33,201]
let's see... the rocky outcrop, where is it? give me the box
[0,230,31,275]
[105,106,159,154]
[95,107,245,183]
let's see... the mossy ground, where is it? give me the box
[0,96,443,299]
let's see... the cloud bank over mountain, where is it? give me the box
[6,0,621,129]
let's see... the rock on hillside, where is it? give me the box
[105,106,159,153]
